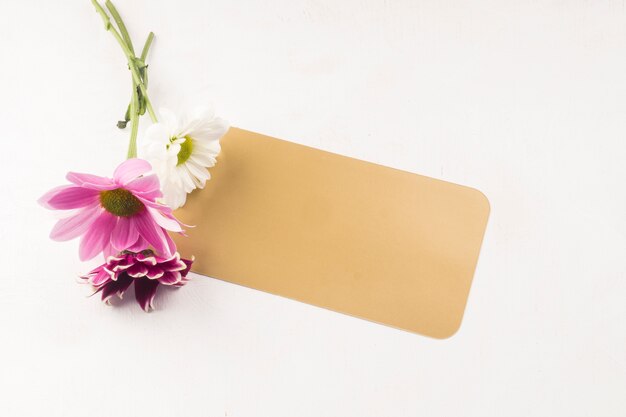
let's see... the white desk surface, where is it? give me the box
[0,1,624,416]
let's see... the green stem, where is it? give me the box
[140,32,154,61]
[127,73,157,123]
[91,0,158,153]
[138,80,157,122]
[105,0,134,55]
[91,0,134,58]
[127,80,140,158]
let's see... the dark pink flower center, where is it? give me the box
[99,188,144,217]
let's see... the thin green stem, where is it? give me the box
[140,32,154,62]
[127,66,157,122]
[143,90,157,122]
[138,33,154,111]
[91,0,134,58]
[127,80,140,158]
[91,0,158,157]
[105,0,134,55]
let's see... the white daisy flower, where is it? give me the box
[142,106,229,209]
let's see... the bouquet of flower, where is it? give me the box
[38,0,228,311]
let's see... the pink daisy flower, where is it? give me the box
[39,158,183,261]
[82,250,193,311]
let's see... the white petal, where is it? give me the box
[162,181,187,210]
[186,162,209,183]
[168,142,182,156]
[143,123,170,144]
[189,119,229,142]
[188,153,215,168]
[172,164,196,193]
[191,105,215,122]
[179,106,216,137]
[158,108,180,135]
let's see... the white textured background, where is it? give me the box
[1,1,625,416]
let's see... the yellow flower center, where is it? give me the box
[176,136,194,166]
[99,188,144,217]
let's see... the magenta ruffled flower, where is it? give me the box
[39,158,183,261]
[82,250,193,311]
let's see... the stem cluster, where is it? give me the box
[91,0,158,159]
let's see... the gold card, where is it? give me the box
[173,128,489,338]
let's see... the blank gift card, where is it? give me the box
[173,128,490,338]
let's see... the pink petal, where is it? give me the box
[136,253,157,266]
[92,269,113,286]
[146,206,183,232]
[113,158,152,185]
[127,262,149,278]
[39,185,70,209]
[125,174,161,196]
[173,260,192,286]
[181,258,193,277]
[42,186,99,210]
[103,242,116,259]
[104,256,127,274]
[134,279,160,311]
[146,266,164,279]
[132,189,163,202]
[126,236,149,253]
[66,172,116,190]
[159,253,187,272]
[164,232,177,257]
[109,263,132,273]
[84,264,105,276]
[132,212,171,256]
[136,197,172,211]
[139,200,190,230]
[49,204,100,241]
[100,274,134,303]
[158,271,181,285]
[79,212,117,261]
[39,185,93,210]
[110,217,140,252]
